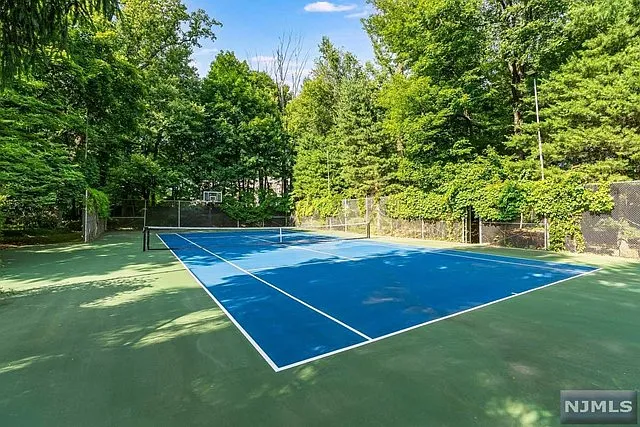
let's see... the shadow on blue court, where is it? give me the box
[158,233,598,371]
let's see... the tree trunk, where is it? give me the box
[509,61,525,134]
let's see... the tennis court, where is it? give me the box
[3,232,639,426]
[147,225,598,371]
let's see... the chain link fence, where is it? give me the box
[110,199,293,229]
[298,197,464,243]
[582,181,640,258]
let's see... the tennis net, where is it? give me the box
[143,222,370,251]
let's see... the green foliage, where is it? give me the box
[295,196,343,220]
[87,188,110,218]
[289,39,389,203]
[221,191,290,225]
[1,0,636,256]
[513,0,640,179]
[0,85,86,229]
[108,154,164,201]
[386,188,447,220]
[200,52,289,194]
[471,181,528,222]
[0,0,119,82]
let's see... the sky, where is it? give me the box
[185,0,375,76]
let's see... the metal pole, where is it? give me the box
[534,78,545,181]
[177,200,181,228]
[343,199,347,230]
[479,218,483,244]
[534,78,549,249]
[83,109,89,243]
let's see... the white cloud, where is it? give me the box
[304,2,357,13]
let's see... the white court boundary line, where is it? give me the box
[156,234,280,371]
[156,233,600,372]
[174,234,372,343]
[275,267,602,371]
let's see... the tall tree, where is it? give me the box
[484,0,571,132]
[200,52,288,194]
[114,0,220,199]
[288,38,362,200]
[0,0,119,82]
[366,0,510,190]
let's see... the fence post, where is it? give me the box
[343,199,348,228]
[329,217,333,230]
[177,200,181,228]
[479,218,483,244]
[544,216,549,250]
[366,197,370,223]
[421,218,425,239]
[462,215,466,243]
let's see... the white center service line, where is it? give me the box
[245,235,359,261]
[174,233,372,341]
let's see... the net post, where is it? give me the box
[143,227,147,252]
[279,227,283,243]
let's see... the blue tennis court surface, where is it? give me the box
[157,231,598,371]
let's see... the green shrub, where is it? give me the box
[295,195,343,219]
[87,188,110,219]
[386,187,447,220]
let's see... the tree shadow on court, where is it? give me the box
[1,231,639,426]
[0,232,178,289]
[0,271,291,426]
